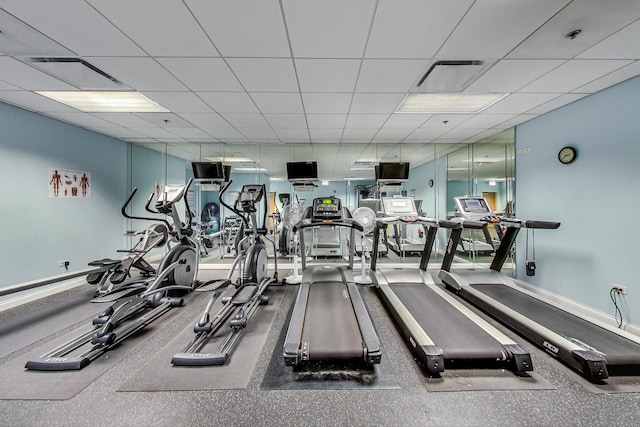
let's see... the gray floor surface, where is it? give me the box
[0,269,639,427]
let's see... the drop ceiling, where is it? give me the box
[1,0,639,181]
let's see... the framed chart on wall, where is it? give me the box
[48,168,91,198]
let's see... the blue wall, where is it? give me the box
[0,101,127,286]
[516,75,640,322]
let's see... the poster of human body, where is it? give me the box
[49,168,91,198]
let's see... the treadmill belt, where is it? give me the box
[473,284,640,364]
[393,284,504,360]
[301,282,362,360]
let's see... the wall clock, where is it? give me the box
[558,146,577,164]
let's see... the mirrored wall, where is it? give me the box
[127,130,515,270]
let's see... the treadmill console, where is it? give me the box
[382,197,418,218]
[312,197,343,221]
[454,196,492,220]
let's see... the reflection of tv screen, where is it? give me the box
[378,162,409,181]
[223,164,232,182]
[192,162,225,180]
[287,161,318,181]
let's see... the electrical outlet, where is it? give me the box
[611,283,628,295]
[59,259,70,268]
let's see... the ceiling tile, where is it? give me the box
[578,19,640,59]
[178,112,230,129]
[274,128,311,139]
[349,93,405,113]
[421,114,474,128]
[141,92,214,113]
[89,125,146,138]
[482,93,560,114]
[227,58,298,92]
[383,113,432,128]
[520,60,632,93]
[438,0,569,58]
[526,94,588,115]
[281,137,311,143]
[0,80,21,90]
[167,127,212,139]
[442,128,486,139]
[309,128,344,139]
[466,60,565,93]
[238,128,277,139]
[459,114,518,128]
[186,0,289,57]
[132,113,194,128]
[510,0,640,59]
[0,8,73,56]
[220,113,269,128]
[2,0,146,56]
[205,128,246,139]
[92,112,156,128]
[306,114,348,128]
[295,59,360,92]
[573,61,640,93]
[496,114,537,129]
[342,128,378,139]
[283,0,376,57]
[198,92,259,114]
[365,0,473,58]
[374,128,413,139]
[264,114,308,129]
[44,112,116,128]
[87,57,188,91]
[345,114,389,128]
[250,93,304,114]
[0,57,75,90]
[302,93,352,114]
[407,128,448,139]
[88,0,218,56]
[356,60,428,92]
[158,58,242,91]
[130,127,179,139]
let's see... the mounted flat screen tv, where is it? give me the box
[287,161,318,181]
[377,162,410,182]
[223,164,232,182]
[192,161,225,181]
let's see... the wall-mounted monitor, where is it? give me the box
[223,164,232,182]
[287,161,318,181]
[192,161,225,181]
[377,162,410,182]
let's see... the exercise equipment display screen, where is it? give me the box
[455,197,492,215]
[312,197,342,220]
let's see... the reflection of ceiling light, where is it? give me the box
[343,177,367,181]
[36,91,167,112]
[489,180,496,186]
[321,180,329,186]
[234,167,267,172]
[396,93,508,113]
[350,167,374,171]
[270,177,285,181]
[206,156,254,163]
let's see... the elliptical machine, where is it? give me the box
[25,180,201,371]
[172,181,279,366]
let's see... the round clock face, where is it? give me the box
[558,146,577,164]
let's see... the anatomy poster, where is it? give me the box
[49,168,91,198]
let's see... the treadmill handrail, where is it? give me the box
[374,216,438,229]
[293,217,363,233]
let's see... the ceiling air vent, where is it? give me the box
[28,58,128,90]
[412,60,495,93]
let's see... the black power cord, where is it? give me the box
[609,288,624,328]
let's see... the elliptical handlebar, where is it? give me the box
[121,187,173,229]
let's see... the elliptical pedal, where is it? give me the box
[196,279,231,292]
[90,284,148,303]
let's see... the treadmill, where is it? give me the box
[439,196,640,382]
[370,197,532,375]
[283,196,382,367]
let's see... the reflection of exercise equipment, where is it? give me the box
[276,193,291,255]
[26,180,201,371]
[221,216,244,258]
[283,196,381,370]
[282,202,305,284]
[172,181,278,366]
[86,222,168,298]
[352,206,376,285]
[382,197,424,256]
[453,196,497,256]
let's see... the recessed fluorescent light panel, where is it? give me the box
[396,93,508,113]
[36,91,168,112]
[205,157,254,163]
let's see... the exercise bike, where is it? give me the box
[25,180,201,371]
[172,181,278,366]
